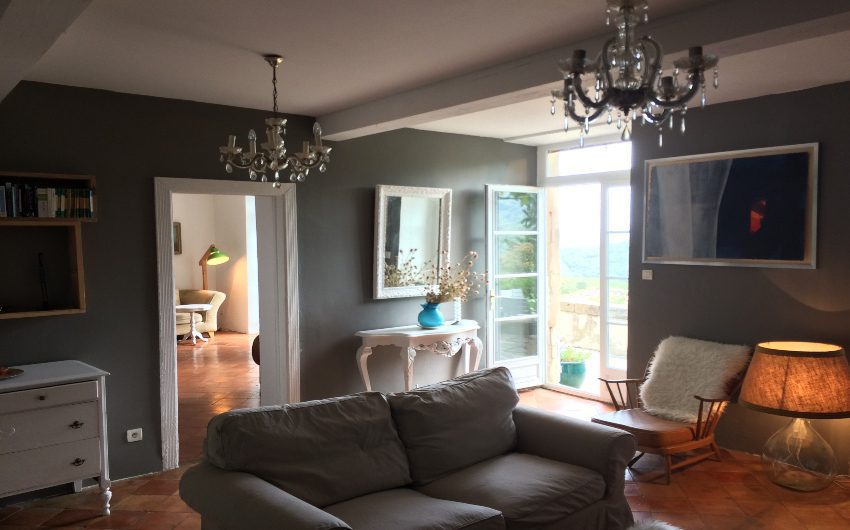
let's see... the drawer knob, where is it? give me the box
[71,458,86,467]
[69,420,85,429]
[38,395,47,401]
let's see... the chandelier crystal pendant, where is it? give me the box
[219,55,331,186]
[550,0,718,147]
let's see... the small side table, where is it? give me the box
[176,303,212,345]
[356,320,482,391]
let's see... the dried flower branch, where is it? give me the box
[423,251,487,304]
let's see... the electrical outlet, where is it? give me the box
[127,428,143,443]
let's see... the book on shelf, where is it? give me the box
[1,181,95,219]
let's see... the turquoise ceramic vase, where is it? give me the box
[417,302,444,329]
[559,361,587,388]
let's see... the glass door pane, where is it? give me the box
[486,186,544,388]
[548,184,602,395]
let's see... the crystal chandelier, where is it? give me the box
[550,0,719,147]
[219,55,331,186]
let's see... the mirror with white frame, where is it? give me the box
[374,185,452,299]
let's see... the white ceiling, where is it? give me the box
[5,0,850,144]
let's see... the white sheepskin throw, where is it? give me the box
[639,336,751,423]
[628,521,682,530]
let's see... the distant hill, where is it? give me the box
[561,240,629,278]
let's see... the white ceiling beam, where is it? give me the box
[0,0,91,103]
[321,0,850,141]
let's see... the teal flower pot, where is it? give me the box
[417,302,444,329]
[560,361,587,388]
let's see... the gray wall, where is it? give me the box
[0,82,314,479]
[628,81,850,472]
[297,129,535,398]
[0,82,535,479]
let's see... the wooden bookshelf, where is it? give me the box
[0,171,96,223]
[0,171,93,319]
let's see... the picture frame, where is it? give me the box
[643,143,818,268]
[172,221,182,255]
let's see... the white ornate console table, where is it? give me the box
[356,320,482,391]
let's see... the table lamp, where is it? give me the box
[739,341,850,491]
[199,244,229,290]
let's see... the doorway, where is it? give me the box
[171,192,260,462]
[485,140,631,400]
[154,178,300,470]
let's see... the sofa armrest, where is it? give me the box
[180,462,351,530]
[513,405,635,498]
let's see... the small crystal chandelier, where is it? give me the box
[550,0,719,147]
[219,55,331,186]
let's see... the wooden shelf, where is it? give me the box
[0,174,89,320]
[0,171,96,222]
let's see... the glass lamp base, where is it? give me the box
[762,418,836,491]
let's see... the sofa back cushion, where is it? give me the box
[205,392,411,507]
[387,367,519,485]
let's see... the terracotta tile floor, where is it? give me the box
[4,353,850,529]
[176,332,258,462]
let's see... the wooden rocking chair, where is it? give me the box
[591,337,751,484]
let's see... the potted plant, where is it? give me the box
[559,346,592,388]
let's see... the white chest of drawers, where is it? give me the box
[0,361,111,514]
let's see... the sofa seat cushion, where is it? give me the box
[324,488,504,530]
[416,453,605,529]
[176,312,202,325]
[388,367,519,485]
[205,392,411,507]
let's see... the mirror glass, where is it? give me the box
[374,185,451,299]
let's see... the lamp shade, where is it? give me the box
[740,341,850,419]
[206,247,230,265]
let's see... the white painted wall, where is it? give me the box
[172,193,259,333]
[172,194,216,290]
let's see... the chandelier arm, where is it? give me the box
[649,75,699,108]
[599,36,617,92]
[565,103,606,125]
[640,36,663,88]
[223,155,257,170]
[571,74,611,111]
[642,107,672,125]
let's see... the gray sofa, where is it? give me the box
[180,367,636,529]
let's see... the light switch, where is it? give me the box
[641,269,653,280]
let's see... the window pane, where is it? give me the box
[496,320,537,361]
[607,279,628,322]
[495,191,537,231]
[557,185,600,305]
[607,185,631,232]
[497,277,537,318]
[497,235,537,275]
[607,233,629,279]
[547,142,632,177]
[607,323,628,371]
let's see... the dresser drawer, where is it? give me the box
[0,437,101,495]
[0,402,99,455]
[0,381,98,414]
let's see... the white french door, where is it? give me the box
[485,185,546,388]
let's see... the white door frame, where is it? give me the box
[485,184,546,389]
[154,177,300,470]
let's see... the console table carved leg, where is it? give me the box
[356,346,373,391]
[459,341,471,377]
[402,347,417,391]
[470,337,483,372]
